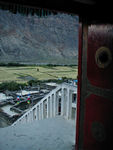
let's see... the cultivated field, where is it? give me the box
[0,66,78,83]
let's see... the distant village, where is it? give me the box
[0,79,77,127]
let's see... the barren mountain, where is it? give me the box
[0,9,78,65]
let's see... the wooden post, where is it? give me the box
[75,22,88,150]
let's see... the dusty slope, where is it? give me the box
[0,9,78,65]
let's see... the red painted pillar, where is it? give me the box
[75,22,83,150]
[76,24,113,150]
[75,21,88,150]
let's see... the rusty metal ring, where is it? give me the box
[95,47,112,68]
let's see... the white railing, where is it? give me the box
[12,83,77,126]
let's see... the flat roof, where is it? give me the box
[16,90,39,96]
[0,93,13,102]
[1,104,18,116]
[0,116,75,150]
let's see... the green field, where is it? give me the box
[0,66,78,83]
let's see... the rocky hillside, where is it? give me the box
[0,9,78,65]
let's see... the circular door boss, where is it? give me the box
[95,47,112,68]
[91,122,106,142]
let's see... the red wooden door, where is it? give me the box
[76,24,113,150]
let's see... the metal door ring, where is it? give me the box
[95,47,112,68]
[91,121,106,142]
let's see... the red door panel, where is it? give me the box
[87,26,113,89]
[76,24,113,150]
[84,94,113,150]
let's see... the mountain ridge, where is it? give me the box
[0,10,78,65]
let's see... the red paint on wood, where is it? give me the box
[76,25,113,150]
[83,94,113,150]
[75,23,82,150]
[87,25,113,89]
